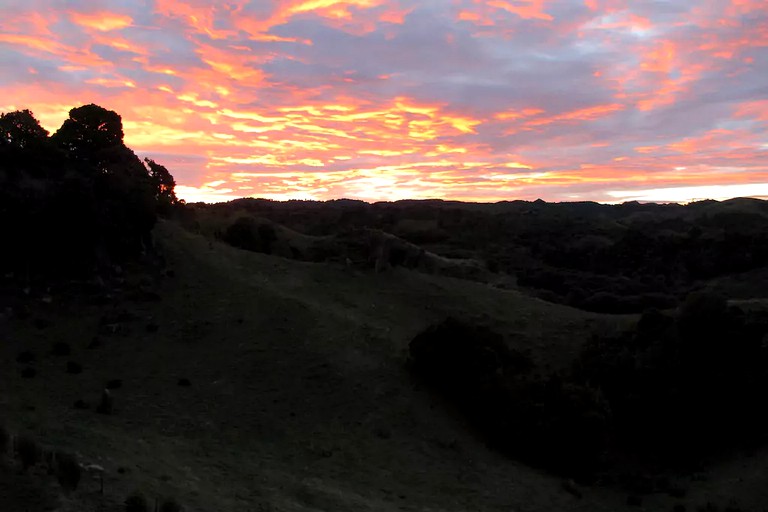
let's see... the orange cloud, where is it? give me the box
[526,103,624,126]
[0,0,765,205]
[456,0,553,28]
[666,129,758,154]
[69,11,133,31]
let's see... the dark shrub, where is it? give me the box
[51,342,71,356]
[21,367,36,378]
[177,378,191,387]
[16,435,40,471]
[56,451,81,491]
[106,379,122,390]
[16,351,35,363]
[125,491,149,512]
[96,389,113,415]
[0,424,9,455]
[409,317,526,398]
[636,309,675,341]
[409,318,611,475]
[221,216,277,254]
[73,399,90,410]
[486,376,612,475]
[571,289,768,465]
[677,291,729,344]
[33,318,52,329]
[160,499,184,512]
[66,361,83,374]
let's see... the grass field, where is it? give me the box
[2,221,767,511]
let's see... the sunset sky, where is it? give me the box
[1,1,767,203]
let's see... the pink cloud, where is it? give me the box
[0,0,765,204]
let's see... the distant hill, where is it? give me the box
[187,196,768,314]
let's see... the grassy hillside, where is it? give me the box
[1,221,767,511]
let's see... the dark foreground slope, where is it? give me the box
[3,221,768,512]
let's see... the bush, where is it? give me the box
[51,342,71,356]
[56,451,81,491]
[0,424,9,455]
[66,361,83,374]
[16,351,35,363]
[221,216,277,254]
[96,389,113,415]
[677,291,730,344]
[21,367,36,378]
[73,399,90,410]
[571,291,768,464]
[16,435,40,471]
[409,317,530,400]
[125,491,149,512]
[409,318,612,476]
[160,499,184,512]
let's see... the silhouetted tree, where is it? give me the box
[0,109,48,148]
[145,158,179,216]
[1,103,183,280]
[52,103,123,159]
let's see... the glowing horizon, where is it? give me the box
[1,1,766,204]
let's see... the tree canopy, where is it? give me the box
[0,104,180,278]
[0,109,49,149]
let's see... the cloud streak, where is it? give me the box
[0,0,766,203]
